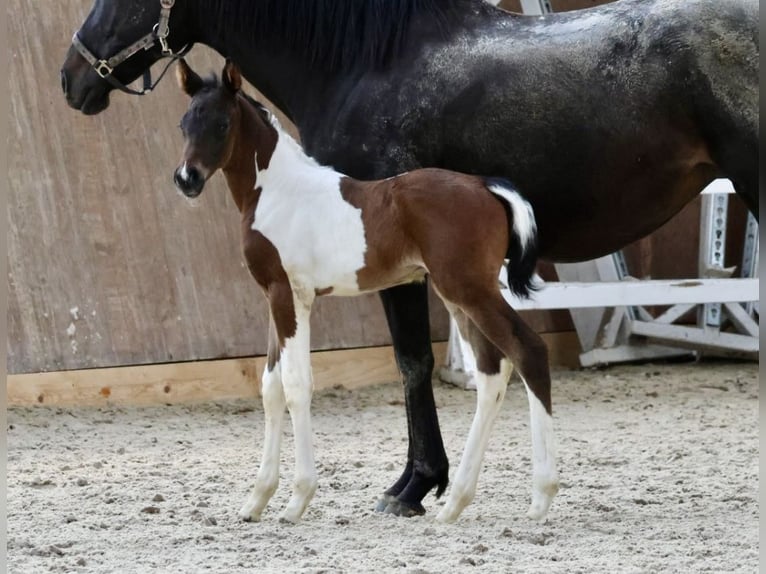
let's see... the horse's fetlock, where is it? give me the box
[293,475,318,497]
[451,486,476,509]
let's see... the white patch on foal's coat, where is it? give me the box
[486,182,537,250]
[436,358,512,523]
[250,120,367,296]
[523,378,559,520]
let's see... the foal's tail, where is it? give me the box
[484,177,539,299]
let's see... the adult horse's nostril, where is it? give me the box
[60,69,68,95]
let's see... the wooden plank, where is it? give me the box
[7,344,444,407]
[722,303,760,338]
[630,321,759,356]
[503,278,759,310]
[655,304,697,325]
[8,333,581,407]
[579,345,692,368]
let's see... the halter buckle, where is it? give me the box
[95,60,113,78]
[159,35,171,55]
[152,23,172,55]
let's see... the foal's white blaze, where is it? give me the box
[179,161,190,181]
[251,119,367,295]
[238,358,285,521]
[523,378,559,520]
[487,183,537,250]
[436,358,513,523]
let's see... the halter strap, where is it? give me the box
[72,0,190,96]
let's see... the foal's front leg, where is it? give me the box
[239,315,286,522]
[277,288,318,523]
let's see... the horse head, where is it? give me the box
[173,60,246,198]
[60,0,191,115]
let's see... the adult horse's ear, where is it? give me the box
[223,59,242,93]
[176,59,204,96]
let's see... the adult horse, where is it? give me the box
[60,0,759,519]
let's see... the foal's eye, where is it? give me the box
[218,122,229,133]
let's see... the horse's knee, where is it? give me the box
[280,362,311,402]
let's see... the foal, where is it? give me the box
[173,60,558,524]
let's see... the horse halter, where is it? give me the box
[71,0,190,96]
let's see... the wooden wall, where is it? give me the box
[8,0,748,375]
[8,0,455,374]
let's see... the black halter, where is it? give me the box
[71,0,191,96]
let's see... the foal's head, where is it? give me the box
[173,59,275,198]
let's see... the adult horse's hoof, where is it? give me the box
[380,498,426,517]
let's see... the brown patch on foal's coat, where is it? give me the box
[339,170,510,301]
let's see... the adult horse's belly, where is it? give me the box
[532,159,719,263]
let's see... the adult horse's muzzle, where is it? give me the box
[173,164,205,198]
[60,45,112,115]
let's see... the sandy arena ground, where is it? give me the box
[7,361,759,573]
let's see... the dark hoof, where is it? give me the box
[382,498,426,517]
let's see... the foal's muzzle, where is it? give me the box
[173,165,205,198]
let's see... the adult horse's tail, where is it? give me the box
[485,178,539,300]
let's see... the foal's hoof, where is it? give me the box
[374,494,396,513]
[237,504,263,523]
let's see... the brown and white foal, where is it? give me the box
[173,60,558,524]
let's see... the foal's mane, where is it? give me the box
[198,0,475,71]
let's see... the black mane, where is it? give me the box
[199,0,475,71]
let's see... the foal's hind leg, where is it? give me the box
[435,307,512,524]
[239,315,286,521]
[461,290,559,521]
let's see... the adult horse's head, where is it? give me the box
[60,0,191,115]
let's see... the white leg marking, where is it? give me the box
[238,361,285,521]
[523,378,559,521]
[436,359,512,523]
[278,300,317,523]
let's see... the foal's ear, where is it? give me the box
[176,59,204,96]
[222,59,242,94]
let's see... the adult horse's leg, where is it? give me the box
[435,307,511,524]
[375,282,449,516]
[239,316,286,522]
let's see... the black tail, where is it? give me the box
[484,177,540,299]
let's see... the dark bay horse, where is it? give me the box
[60,0,759,518]
[173,59,553,522]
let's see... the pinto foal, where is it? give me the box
[173,60,558,524]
